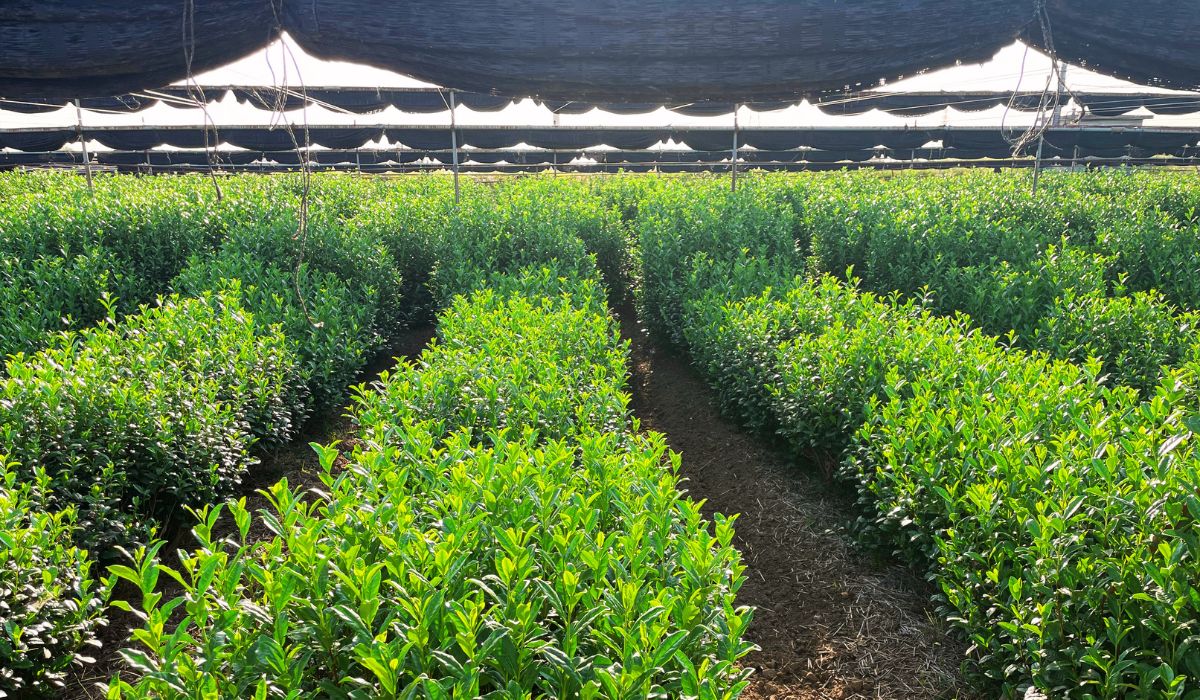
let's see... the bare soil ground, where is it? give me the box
[615,305,976,700]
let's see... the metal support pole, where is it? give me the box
[73,99,93,192]
[1032,131,1046,195]
[731,103,740,192]
[449,90,460,204]
[1052,64,1068,127]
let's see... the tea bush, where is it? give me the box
[0,174,233,356]
[428,182,606,305]
[848,329,1198,698]
[345,179,457,326]
[214,204,406,336]
[0,459,107,697]
[0,173,404,359]
[636,178,802,348]
[106,268,754,699]
[791,171,1200,390]
[1033,290,1199,396]
[173,255,380,411]
[0,248,119,358]
[679,267,1200,697]
[0,289,304,554]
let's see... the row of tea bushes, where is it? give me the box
[346,177,631,321]
[0,175,419,695]
[0,174,263,358]
[790,171,1200,393]
[797,170,1200,312]
[0,246,407,694]
[15,171,1198,394]
[679,270,1200,698]
[0,173,429,361]
[105,267,755,698]
[1030,288,1200,396]
[619,172,1200,394]
[632,178,804,348]
[0,289,304,554]
[169,207,404,412]
[0,289,307,695]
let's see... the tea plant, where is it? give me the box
[677,266,1200,697]
[174,255,380,411]
[636,178,802,347]
[1033,289,1199,395]
[106,269,754,698]
[0,458,108,697]
[0,289,303,554]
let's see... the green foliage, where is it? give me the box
[428,181,603,305]
[0,458,108,697]
[106,270,753,699]
[1097,211,1200,309]
[0,248,119,358]
[357,269,627,448]
[513,179,633,297]
[0,173,405,359]
[5,169,1200,698]
[846,337,1200,698]
[793,170,1200,390]
[1033,290,1198,395]
[641,171,1200,696]
[680,265,1200,697]
[173,255,379,411]
[344,179,457,325]
[683,275,882,437]
[930,245,1111,340]
[1166,339,1200,413]
[0,174,235,356]
[0,289,304,554]
[636,178,803,347]
[215,203,406,336]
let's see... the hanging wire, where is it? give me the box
[181,0,224,201]
[265,0,320,329]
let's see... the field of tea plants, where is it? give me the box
[2,170,1200,699]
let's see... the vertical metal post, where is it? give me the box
[552,108,561,176]
[1052,63,1068,127]
[1032,131,1046,195]
[74,99,93,192]
[449,90,460,203]
[356,148,362,173]
[731,103,740,192]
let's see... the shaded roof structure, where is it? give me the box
[1,1,1197,101]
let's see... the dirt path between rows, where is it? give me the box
[616,306,975,700]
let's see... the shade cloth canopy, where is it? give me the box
[0,1,1196,101]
